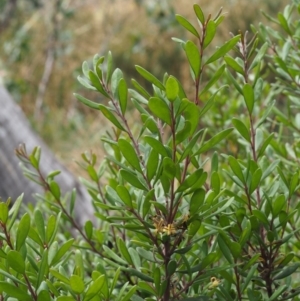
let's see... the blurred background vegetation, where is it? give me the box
[0,0,287,174]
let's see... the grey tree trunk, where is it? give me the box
[0,86,94,226]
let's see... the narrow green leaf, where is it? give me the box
[166,76,179,102]
[249,168,262,194]
[84,220,93,240]
[7,250,25,274]
[117,237,133,265]
[116,185,133,208]
[144,136,169,157]
[0,203,8,224]
[84,275,105,301]
[74,93,100,110]
[243,83,254,114]
[120,170,147,191]
[232,118,250,142]
[118,78,128,115]
[106,51,113,85]
[228,156,245,183]
[249,42,268,71]
[99,105,125,131]
[162,157,176,180]
[49,181,61,200]
[176,121,191,144]
[190,188,205,215]
[148,97,171,125]
[181,99,200,134]
[195,128,233,155]
[193,4,205,24]
[224,55,244,74]
[199,64,225,96]
[273,263,300,280]
[146,149,159,181]
[177,169,203,193]
[34,209,45,242]
[203,20,216,48]
[175,15,200,38]
[89,70,110,98]
[135,65,165,90]
[185,40,201,78]
[51,239,74,265]
[16,213,30,251]
[37,249,48,289]
[70,275,85,294]
[0,282,32,301]
[205,35,240,65]
[118,138,142,172]
[8,194,23,230]
[277,12,292,35]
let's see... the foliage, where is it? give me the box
[1,1,300,300]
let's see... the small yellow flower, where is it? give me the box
[152,216,165,234]
[209,277,221,289]
[163,223,177,236]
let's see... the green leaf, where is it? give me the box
[74,93,100,110]
[34,209,45,242]
[135,65,165,90]
[84,220,93,240]
[243,83,254,114]
[162,157,176,180]
[0,203,8,224]
[272,195,286,217]
[181,99,200,135]
[249,168,262,194]
[228,156,245,183]
[84,275,105,301]
[193,4,205,24]
[138,281,156,295]
[106,51,113,85]
[148,97,171,125]
[185,40,201,78]
[121,285,137,301]
[116,185,133,208]
[146,149,159,181]
[175,121,191,144]
[49,180,61,200]
[99,104,125,131]
[7,250,25,274]
[167,260,177,276]
[144,136,169,157]
[16,213,30,251]
[177,169,203,193]
[111,68,123,98]
[175,15,200,38]
[118,138,142,172]
[51,239,74,265]
[117,237,133,265]
[37,290,51,301]
[249,42,268,71]
[199,64,225,96]
[0,282,32,301]
[70,275,85,294]
[277,12,292,35]
[224,55,244,74]
[120,170,147,191]
[232,118,250,142]
[37,249,48,289]
[205,35,240,65]
[190,188,205,215]
[273,263,300,280]
[89,70,110,98]
[203,20,216,48]
[166,76,179,102]
[118,78,128,115]
[195,128,233,155]
[8,194,23,230]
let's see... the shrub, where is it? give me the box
[1,1,300,300]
